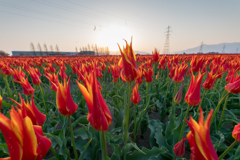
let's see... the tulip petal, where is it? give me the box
[0,113,23,160]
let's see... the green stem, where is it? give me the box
[210,79,219,100]
[133,104,137,142]
[101,131,107,160]
[178,104,191,141]
[172,83,178,114]
[50,146,60,159]
[4,75,11,96]
[219,140,238,160]
[164,78,170,107]
[218,94,229,130]
[146,82,149,107]
[197,89,207,116]
[39,84,47,112]
[173,155,177,160]
[210,92,230,125]
[123,82,132,145]
[11,76,16,92]
[68,116,78,160]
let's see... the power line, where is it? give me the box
[65,0,166,30]
[0,1,106,28]
[0,9,93,30]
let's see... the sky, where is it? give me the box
[0,0,240,55]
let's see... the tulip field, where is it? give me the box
[1,40,240,160]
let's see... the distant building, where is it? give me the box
[78,51,95,55]
[12,51,95,56]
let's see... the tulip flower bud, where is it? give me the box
[232,123,240,142]
[174,137,187,157]
[131,84,141,105]
[174,83,184,104]
[185,70,205,106]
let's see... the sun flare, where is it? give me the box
[98,25,132,52]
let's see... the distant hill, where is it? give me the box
[173,42,240,54]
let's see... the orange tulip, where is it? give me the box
[225,73,240,94]
[135,68,143,85]
[76,71,112,131]
[1,65,13,76]
[185,70,205,106]
[28,67,41,85]
[56,77,78,116]
[172,63,188,83]
[59,66,68,81]
[202,71,220,90]
[12,67,25,82]
[118,38,139,82]
[17,77,35,96]
[0,106,51,160]
[174,137,187,157]
[143,67,153,83]
[45,72,59,92]
[110,62,120,83]
[186,107,218,160]
[10,94,46,126]
[131,84,141,105]
[232,123,240,142]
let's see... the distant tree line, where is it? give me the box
[30,42,60,56]
[76,43,110,55]
[0,50,9,56]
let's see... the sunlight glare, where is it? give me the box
[98,25,132,52]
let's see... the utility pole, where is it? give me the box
[163,26,171,54]
[199,41,203,53]
[222,44,225,53]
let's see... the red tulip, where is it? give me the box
[225,73,240,94]
[186,107,218,160]
[110,62,120,83]
[1,65,13,75]
[172,63,188,83]
[56,77,78,116]
[118,38,139,82]
[143,67,153,83]
[12,67,25,82]
[174,83,184,104]
[28,67,41,85]
[185,70,205,106]
[59,66,68,81]
[0,106,51,159]
[17,77,35,95]
[232,123,240,142]
[152,48,160,63]
[202,71,220,90]
[131,84,141,105]
[135,68,143,85]
[10,94,46,126]
[45,72,59,92]
[174,137,187,157]
[76,71,112,131]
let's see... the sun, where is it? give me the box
[98,25,132,52]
